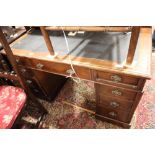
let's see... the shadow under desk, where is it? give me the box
[3,27,151,128]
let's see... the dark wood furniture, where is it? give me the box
[0,27,28,50]
[19,68,67,101]
[0,27,47,128]
[1,26,151,128]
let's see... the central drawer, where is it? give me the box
[96,83,140,101]
[17,57,91,80]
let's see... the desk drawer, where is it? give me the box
[97,96,133,111]
[17,57,91,80]
[96,106,129,122]
[96,83,139,101]
[93,70,139,87]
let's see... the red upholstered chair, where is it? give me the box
[0,27,47,129]
[0,86,26,128]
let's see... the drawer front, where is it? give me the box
[17,57,91,80]
[96,106,129,122]
[97,96,133,111]
[96,83,138,101]
[93,70,139,87]
[19,67,34,78]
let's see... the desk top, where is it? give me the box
[9,27,152,79]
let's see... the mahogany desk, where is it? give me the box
[3,27,152,128]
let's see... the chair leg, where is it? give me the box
[11,102,28,129]
[28,93,48,114]
[12,96,47,129]
[35,113,46,128]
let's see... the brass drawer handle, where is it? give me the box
[112,89,122,96]
[110,102,119,108]
[108,112,117,117]
[20,68,26,73]
[16,58,20,63]
[110,75,122,82]
[34,89,39,93]
[66,69,75,75]
[36,63,44,69]
[26,80,32,84]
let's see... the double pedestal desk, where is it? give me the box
[3,26,151,128]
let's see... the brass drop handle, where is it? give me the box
[36,63,44,69]
[16,58,19,63]
[20,68,26,73]
[34,89,39,93]
[110,75,122,82]
[108,112,117,117]
[110,102,119,108]
[26,80,32,84]
[112,89,122,96]
[66,69,75,76]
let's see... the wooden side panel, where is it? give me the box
[19,66,68,101]
[31,69,67,101]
